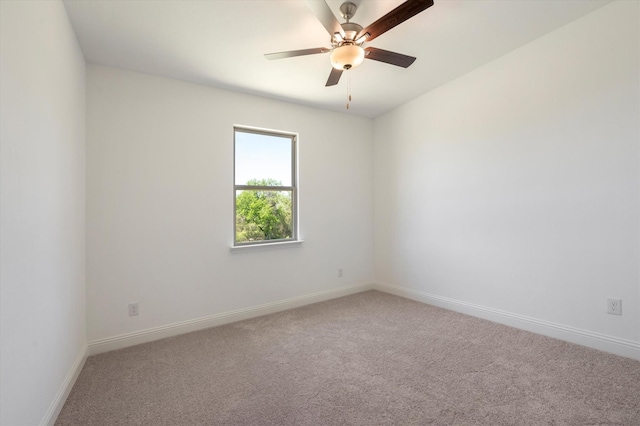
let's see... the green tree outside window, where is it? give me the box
[235,179,292,242]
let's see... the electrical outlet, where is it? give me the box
[607,298,621,315]
[338,268,343,278]
[129,302,139,316]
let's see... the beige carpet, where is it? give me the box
[56,291,640,425]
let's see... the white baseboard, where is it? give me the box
[41,344,88,426]
[88,282,375,355]
[374,282,640,361]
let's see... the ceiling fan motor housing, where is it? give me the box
[336,22,364,46]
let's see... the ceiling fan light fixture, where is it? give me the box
[354,32,370,44]
[330,44,365,70]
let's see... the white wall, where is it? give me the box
[374,1,640,355]
[86,65,374,343]
[0,1,86,425]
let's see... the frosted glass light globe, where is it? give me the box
[330,45,365,70]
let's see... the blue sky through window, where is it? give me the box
[235,131,292,186]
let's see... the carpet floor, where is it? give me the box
[56,291,640,425]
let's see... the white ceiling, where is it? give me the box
[62,0,613,118]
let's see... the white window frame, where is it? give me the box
[233,126,298,247]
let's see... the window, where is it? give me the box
[234,127,297,246]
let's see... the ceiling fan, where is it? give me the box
[265,0,434,87]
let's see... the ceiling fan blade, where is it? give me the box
[357,0,434,42]
[305,0,345,39]
[265,47,331,60]
[364,47,416,68]
[325,68,343,86]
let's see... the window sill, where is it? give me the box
[230,240,304,253]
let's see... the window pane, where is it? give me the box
[235,190,293,243]
[235,131,292,186]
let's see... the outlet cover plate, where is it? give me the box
[129,302,139,316]
[607,298,622,315]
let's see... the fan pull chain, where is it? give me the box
[346,70,352,110]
